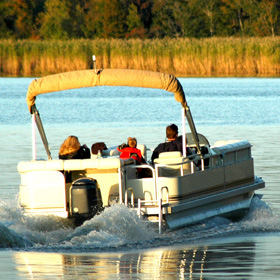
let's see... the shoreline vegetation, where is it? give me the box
[1,37,280,77]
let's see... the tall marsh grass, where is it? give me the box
[0,38,279,77]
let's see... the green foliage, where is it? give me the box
[150,0,183,38]
[0,2,13,39]
[39,0,72,39]
[102,0,127,38]
[0,0,280,39]
[127,4,142,32]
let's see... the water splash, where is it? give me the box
[240,196,280,232]
[0,223,28,248]
[65,204,156,249]
[0,201,156,250]
[0,196,279,251]
[0,200,30,248]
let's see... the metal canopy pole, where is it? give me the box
[184,105,201,155]
[31,105,52,160]
[181,107,187,157]
[32,114,36,160]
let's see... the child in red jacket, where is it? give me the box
[117,137,145,164]
[118,137,153,178]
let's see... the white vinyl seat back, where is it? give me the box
[17,160,64,173]
[137,144,147,160]
[154,151,191,177]
[159,151,182,159]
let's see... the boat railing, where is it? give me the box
[124,143,252,234]
[125,164,157,199]
[125,188,134,207]
[152,148,250,175]
[125,150,237,184]
[161,186,169,203]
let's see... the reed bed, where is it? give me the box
[0,38,279,77]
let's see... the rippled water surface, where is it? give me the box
[0,77,279,279]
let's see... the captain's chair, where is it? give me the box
[154,151,191,177]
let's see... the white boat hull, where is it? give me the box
[164,179,264,229]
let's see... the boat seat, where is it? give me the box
[17,158,134,173]
[212,140,251,152]
[137,144,147,160]
[158,151,182,160]
[211,140,252,164]
[63,157,134,171]
[17,160,64,173]
[154,151,191,177]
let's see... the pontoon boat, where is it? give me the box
[17,68,265,233]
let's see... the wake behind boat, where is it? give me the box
[17,67,265,233]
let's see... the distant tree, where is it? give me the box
[149,0,183,38]
[2,0,44,39]
[256,0,279,36]
[221,0,258,36]
[182,1,210,38]
[39,0,71,39]
[102,0,127,38]
[1,0,280,39]
[0,1,14,38]
[126,3,146,38]
[82,0,105,38]
[187,0,220,37]
[203,0,219,37]
[133,0,153,31]
[166,0,189,37]
[12,0,34,38]
[68,0,88,38]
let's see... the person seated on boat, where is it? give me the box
[58,136,90,160]
[117,137,146,164]
[91,142,108,157]
[118,137,152,178]
[151,124,183,165]
[178,135,193,156]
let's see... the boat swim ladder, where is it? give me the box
[125,188,134,207]
[137,186,169,234]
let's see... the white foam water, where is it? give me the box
[0,196,279,252]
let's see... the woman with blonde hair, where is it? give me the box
[59,136,90,160]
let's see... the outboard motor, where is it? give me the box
[69,178,102,225]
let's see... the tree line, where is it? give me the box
[0,0,280,40]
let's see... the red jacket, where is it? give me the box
[117,147,143,164]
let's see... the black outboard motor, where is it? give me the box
[69,178,102,226]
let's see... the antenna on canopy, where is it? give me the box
[92,55,97,73]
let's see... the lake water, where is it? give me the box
[0,77,280,279]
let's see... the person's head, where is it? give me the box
[166,124,178,140]
[59,136,81,156]
[127,137,137,148]
[91,142,107,154]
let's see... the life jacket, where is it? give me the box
[117,147,143,164]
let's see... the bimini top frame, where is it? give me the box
[26,69,201,159]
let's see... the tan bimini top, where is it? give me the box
[26,69,187,112]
